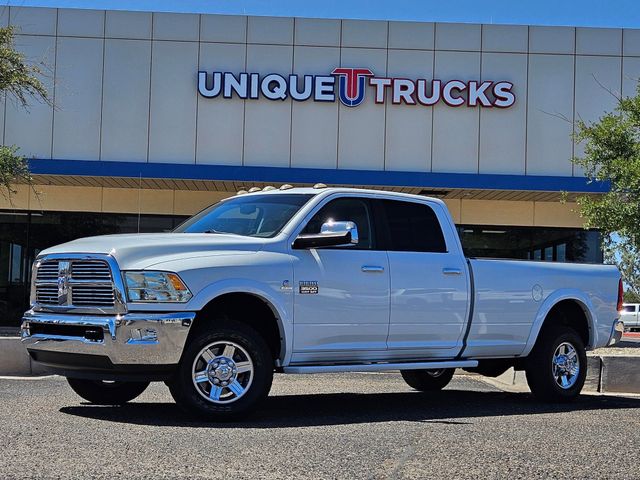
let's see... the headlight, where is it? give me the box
[124,271,192,303]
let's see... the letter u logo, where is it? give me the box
[331,68,374,107]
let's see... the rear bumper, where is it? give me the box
[21,310,195,377]
[608,319,625,346]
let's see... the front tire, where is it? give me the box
[67,378,149,405]
[168,319,274,420]
[401,368,455,391]
[525,325,587,402]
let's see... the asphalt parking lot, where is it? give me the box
[1,373,639,480]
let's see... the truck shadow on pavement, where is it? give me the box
[59,388,640,428]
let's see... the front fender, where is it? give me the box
[521,288,597,357]
[188,278,293,366]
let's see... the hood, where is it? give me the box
[40,233,266,270]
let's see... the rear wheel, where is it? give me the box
[168,319,274,420]
[67,378,149,405]
[525,325,587,402]
[401,368,455,392]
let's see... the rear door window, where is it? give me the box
[375,199,447,253]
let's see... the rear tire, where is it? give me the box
[525,325,587,402]
[401,368,455,391]
[167,318,274,421]
[67,378,149,405]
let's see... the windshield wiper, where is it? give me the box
[203,229,244,236]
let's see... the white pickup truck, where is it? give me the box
[620,303,640,331]
[22,186,624,420]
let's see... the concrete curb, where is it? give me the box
[0,337,48,376]
[492,355,640,395]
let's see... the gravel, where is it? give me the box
[1,373,640,479]
[592,336,640,356]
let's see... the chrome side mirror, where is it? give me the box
[293,221,359,249]
[320,221,359,244]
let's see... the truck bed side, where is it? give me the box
[464,258,620,358]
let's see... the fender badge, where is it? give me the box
[299,281,319,295]
[532,284,543,302]
[281,280,293,291]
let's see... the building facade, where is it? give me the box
[2,6,638,326]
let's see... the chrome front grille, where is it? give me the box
[71,285,115,306]
[70,261,112,281]
[35,284,58,304]
[36,261,59,282]
[34,258,117,309]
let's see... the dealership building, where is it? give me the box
[1,5,639,326]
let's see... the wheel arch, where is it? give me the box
[187,287,291,366]
[522,290,597,357]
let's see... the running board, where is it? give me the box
[283,360,478,374]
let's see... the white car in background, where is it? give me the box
[620,303,640,331]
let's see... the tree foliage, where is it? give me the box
[0,25,50,200]
[624,288,640,304]
[573,82,640,295]
[0,145,30,195]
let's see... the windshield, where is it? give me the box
[174,193,314,237]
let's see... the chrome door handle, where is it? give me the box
[442,268,462,275]
[361,265,385,273]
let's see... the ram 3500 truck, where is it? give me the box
[22,187,624,419]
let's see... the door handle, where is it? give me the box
[361,265,385,273]
[442,267,462,275]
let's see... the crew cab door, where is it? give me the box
[374,199,470,357]
[290,196,390,363]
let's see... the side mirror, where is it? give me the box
[293,221,359,249]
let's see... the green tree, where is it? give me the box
[0,25,50,200]
[572,82,640,296]
[624,289,640,304]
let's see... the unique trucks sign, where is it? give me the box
[198,67,515,108]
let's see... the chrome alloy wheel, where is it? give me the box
[192,341,254,404]
[552,342,580,389]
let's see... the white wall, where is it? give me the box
[4,6,640,179]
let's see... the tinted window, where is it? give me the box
[623,305,637,313]
[379,199,446,253]
[302,197,373,249]
[458,225,604,263]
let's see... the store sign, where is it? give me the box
[198,67,515,108]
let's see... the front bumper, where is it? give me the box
[608,319,625,346]
[21,310,195,377]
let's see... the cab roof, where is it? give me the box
[235,186,445,205]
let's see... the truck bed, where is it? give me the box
[464,258,620,357]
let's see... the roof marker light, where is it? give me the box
[280,184,294,190]
[262,186,276,191]
[248,187,261,193]
[237,190,248,195]
[313,183,327,189]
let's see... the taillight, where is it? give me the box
[617,278,624,312]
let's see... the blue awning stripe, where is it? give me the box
[27,159,610,193]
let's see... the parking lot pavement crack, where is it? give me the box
[373,430,427,480]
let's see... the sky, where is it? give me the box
[5,0,640,29]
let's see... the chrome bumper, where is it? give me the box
[608,319,625,346]
[21,310,195,366]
